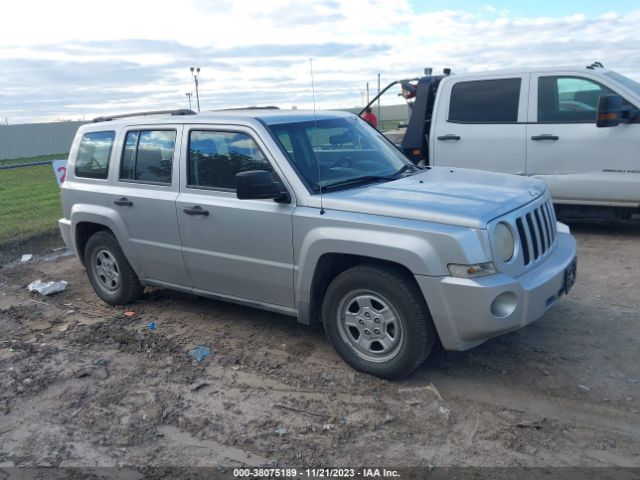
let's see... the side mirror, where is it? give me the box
[596,94,622,127]
[236,170,288,202]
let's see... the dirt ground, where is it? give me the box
[0,221,638,469]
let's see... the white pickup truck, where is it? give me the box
[381,63,640,219]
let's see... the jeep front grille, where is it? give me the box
[515,199,557,266]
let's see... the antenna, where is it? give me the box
[310,58,325,215]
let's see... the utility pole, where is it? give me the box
[366,82,370,104]
[190,67,201,112]
[377,73,381,125]
[186,92,193,110]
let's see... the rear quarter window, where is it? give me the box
[75,131,115,179]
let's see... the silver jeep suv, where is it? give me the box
[59,109,577,378]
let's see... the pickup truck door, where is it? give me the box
[176,126,296,308]
[526,73,640,205]
[431,74,528,174]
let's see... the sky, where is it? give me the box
[1,0,639,124]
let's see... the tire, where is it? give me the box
[84,231,143,305]
[322,263,436,379]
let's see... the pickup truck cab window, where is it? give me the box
[268,116,410,192]
[119,129,176,184]
[537,76,624,123]
[187,130,273,190]
[448,78,521,123]
[75,131,115,179]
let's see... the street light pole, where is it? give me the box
[186,92,193,110]
[190,67,201,112]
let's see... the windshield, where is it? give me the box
[605,71,640,97]
[268,116,412,192]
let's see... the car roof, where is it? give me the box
[82,109,356,131]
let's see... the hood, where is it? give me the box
[321,167,547,229]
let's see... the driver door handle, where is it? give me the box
[113,197,133,207]
[437,134,461,141]
[183,205,209,216]
[531,134,559,141]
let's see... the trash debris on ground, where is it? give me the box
[123,311,135,318]
[148,322,156,330]
[398,383,443,405]
[95,359,108,367]
[438,406,451,420]
[188,346,211,362]
[20,254,33,263]
[578,384,590,392]
[27,279,68,296]
[275,426,288,436]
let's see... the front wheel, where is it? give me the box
[322,264,436,379]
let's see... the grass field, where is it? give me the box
[0,155,67,248]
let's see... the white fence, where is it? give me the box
[0,121,86,160]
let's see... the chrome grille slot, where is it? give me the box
[514,198,557,266]
[515,218,530,265]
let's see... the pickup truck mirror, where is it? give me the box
[236,170,287,202]
[596,94,623,127]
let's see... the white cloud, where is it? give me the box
[0,0,639,122]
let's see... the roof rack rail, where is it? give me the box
[586,61,604,70]
[92,109,196,123]
[213,106,280,111]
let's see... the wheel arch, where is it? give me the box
[302,253,424,327]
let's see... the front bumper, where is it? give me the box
[416,231,577,351]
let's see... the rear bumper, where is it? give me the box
[58,218,75,256]
[416,231,577,351]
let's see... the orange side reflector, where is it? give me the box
[598,113,617,121]
[412,149,421,157]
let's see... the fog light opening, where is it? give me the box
[491,291,517,318]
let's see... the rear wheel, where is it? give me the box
[322,263,436,379]
[84,231,143,305]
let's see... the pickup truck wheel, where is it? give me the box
[84,231,143,305]
[322,264,436,379]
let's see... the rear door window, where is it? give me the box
[75,131,115,179]
[119,130,176,184]
[449,78,521,123]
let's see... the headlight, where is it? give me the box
[448,262,497,278]
[494,222,515,262]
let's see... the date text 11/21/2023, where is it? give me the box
[232,468,400,478]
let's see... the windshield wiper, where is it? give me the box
[318,164,423,191]
[319,175,395,191]
[391,163,421,176]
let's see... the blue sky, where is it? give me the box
[1,0,639,123]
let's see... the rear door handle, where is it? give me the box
[437,134,461,141]
[531,134,559,141]
[183,205,209,216]
[114,197,133,207]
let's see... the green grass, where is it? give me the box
[0,156,67,246]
